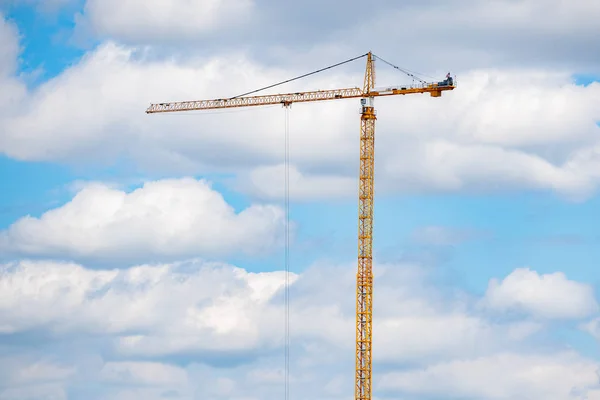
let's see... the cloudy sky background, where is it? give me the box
[0,0,599,399]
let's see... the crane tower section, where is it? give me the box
[356,53,376,400]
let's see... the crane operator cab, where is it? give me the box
[439,72,454,87]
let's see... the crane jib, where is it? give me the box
[145,82,455,113]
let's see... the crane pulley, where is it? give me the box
[146,52,456,400]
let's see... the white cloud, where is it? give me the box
[582,318,600,341]
[234,164,356,201]
[0,259,294,353]
[67,0,600,73]
[99,361,187,386]
[0,16,25,115]
[448,70,600,147]
[375,314,542,364]
[378,352,600,400]
[338,0,600,73]
[0,12,18,77]
[0,178,287,262]
[77,0,255,44]
[0,383,68,400]
[0,356,76,386]
[483,268,599,319]
[587,390,600,400]
[396,0,600,40]
[381,138,594,200]
[0,258,542,361]
[0,258,595,399]
[0,41,599,200]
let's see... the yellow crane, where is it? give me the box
[146,52,455,400]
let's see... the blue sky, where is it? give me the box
[1,1,600,399]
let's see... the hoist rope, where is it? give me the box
[284,106,291,400]
[230,53,369,99]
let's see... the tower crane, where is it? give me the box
[146,52,455,400]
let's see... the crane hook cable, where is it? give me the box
[229,53,369,100]
[284,106,291,400]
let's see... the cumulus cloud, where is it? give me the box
[369,0,600,71]
[0,354,75,400]
[0,258,596,399]
[0,178,287,263]
[0,356,76,386]
[0,258,294,364]
[67,0,600,73]
[581,318,600,342]
[0,259,552,361]
[99,361,187,387]
[75,0,255,45]
[0,40,599,200]
[234,164,356,201]
[0,383,68,400]
[0,12,18,77]
[482,268,599,319]
[378,352,600,400]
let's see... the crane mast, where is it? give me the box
[146,52,455,400]
[356,53,376,400]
